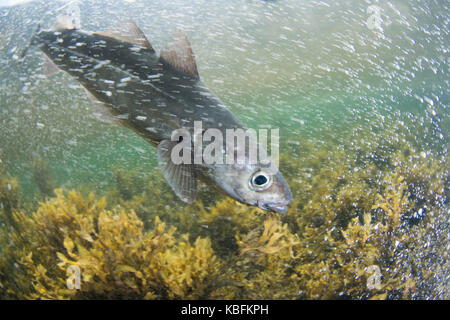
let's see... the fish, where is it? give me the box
[27,16,292,213]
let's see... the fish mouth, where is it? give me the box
[257,201,289,214]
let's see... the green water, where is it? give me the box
[0,0,448,300]
[1,0,447,203]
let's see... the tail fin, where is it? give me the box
[19,23,41,60]
[19,0,81,61]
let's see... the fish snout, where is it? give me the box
[257,200,289,214]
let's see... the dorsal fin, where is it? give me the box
[160,30,199,79]
[96,19,154,53]
[53,15,76,30]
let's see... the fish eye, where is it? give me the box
[250,171,272,191]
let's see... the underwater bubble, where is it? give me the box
[36,122,44,129]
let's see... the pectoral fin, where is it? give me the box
[157,139,198,204]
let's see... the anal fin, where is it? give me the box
[43,53,61,77]
[84,88,122,126]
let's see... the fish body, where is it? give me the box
[31,18,292,213]
[36,28,241,141]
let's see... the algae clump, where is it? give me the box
[0,127,448,300]
[0,189,222,299]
